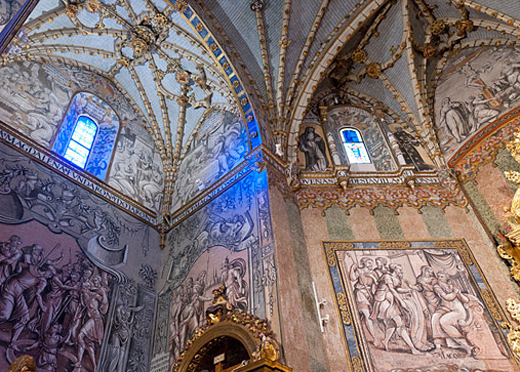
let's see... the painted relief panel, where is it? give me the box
[0,61,163,211]
[171,109,249,212]
[326,106,395,171]
[435,46,520,159]
[0,141,161,372]
[153,170,277,369]
[325,240,515,372]
[0,0,25,33]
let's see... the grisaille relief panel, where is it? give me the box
[435,46,520,159]
[0,60,164,212]
[0,0,25,33]
[153,170,277,369]
[170,109,249,212]
[0,141,161,372]
[325,240,515,372]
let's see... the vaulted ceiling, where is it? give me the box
[5,0,520,172]
[191,0,520,166]
[4,0,246,194]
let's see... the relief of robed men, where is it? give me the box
[338,247,514,372]
[0,223,113,372]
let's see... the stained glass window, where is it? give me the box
[64,116,98,168]
[340,128,371,164]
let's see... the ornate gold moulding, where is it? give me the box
[173,284,291,372]
[498,126,520,359]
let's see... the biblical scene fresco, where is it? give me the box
[326,106,395,171]
[326,241,515,372]
[108,126,164,212]
[152,170,277,369]
[0,141,161,372]
[170,109,249,212]
[435,46,520,159]
[0,60,163,211]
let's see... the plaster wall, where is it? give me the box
[268,177,519,372]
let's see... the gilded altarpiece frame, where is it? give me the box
[324,240,518,372]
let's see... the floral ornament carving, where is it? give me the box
[455,19,474,37]
[85,0,101,13]
[366,62,381,79]
[65,4,78,19]
[423,43,437,59]
[503,298,520,358]
[173,287,282,372]
[498,127,520,283]
[429,19,447,36]
[153,13,168,28]
[352,49,367,64]
[172,0,188,13]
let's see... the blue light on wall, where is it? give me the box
[64,116,98,168]
[340,128,371,164]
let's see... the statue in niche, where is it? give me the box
[393,127,433,171]
[298,126,329,172]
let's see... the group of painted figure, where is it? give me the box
[0,235,110,372]
[349,256,485,357]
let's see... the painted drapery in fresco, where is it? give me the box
[325,240,515,372]
[0,141,160,372]
[152,170,277,371]
[435,46,520,160]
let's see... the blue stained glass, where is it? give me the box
[341,128,371,164]
[342,128,361,143]
[64,116,98,168]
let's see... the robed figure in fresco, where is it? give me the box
[344,249,509,372]
[298,126,329,172]
[393,128,433,171]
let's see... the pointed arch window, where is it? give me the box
[64,116,98,168]
[340,128,371,164]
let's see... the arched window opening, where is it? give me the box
[64,116,98,169]
[340,128,371,164]
[52,92,120,180]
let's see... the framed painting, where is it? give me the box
[324,240,517,372]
